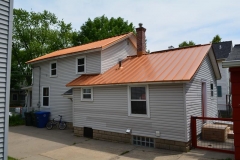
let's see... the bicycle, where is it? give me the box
[46,115,67,130]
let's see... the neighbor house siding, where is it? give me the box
[0,0,13,159]
[101,39,136,73]
[32,52,101,122]
[185,54,218,141]
[217,60,229,110]
[73,83,186,142]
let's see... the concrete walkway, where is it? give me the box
[9,126,234,160]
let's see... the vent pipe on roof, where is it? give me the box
[136,23,146,57]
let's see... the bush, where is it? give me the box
[9,114,25,126]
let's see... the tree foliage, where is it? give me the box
[212,35,221,43]
[178,41,196,48]
[73,15,135,45]
[11,9,77,89]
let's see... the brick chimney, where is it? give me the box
[136,23,146,57]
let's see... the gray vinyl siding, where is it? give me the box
[32,51,101,122]
[101,39,136,73]
[185,54,218,141]
[0,0,13,159]
[217,60,229,110]
[73,83,187,142]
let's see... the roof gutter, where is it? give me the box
[222,60,240,68]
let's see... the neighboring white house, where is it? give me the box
[26,24,221,152]
[0,0,13,159]
[212,41,232,111]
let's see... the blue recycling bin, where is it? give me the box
[34,111,50,128]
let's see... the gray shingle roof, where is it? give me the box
[226,44,240,61]
[212,41,232,60]
[63,89,72,95]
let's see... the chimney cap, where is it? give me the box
[139,23,143,27]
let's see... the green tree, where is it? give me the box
[179,41,196,48]
[212,35,221,43]
[73,15,135,45]
[11,9,77,88]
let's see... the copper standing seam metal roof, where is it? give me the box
[66,44,212,87]
[26,32,135,64]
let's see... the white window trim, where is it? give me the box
[81,87,93,101]
[76,56,86,74]
[42,86,50,108]
[50,61,57,77]
[12,93,18,101]
[128,85,150,118]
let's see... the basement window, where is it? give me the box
[81,88,93,101]
[133,136,154,148]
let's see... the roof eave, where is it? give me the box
[66,80,190,88]
[222,60,240,68]
[26,48,102,65]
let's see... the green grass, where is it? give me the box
[9,114,25,126]
[8,156,18,160]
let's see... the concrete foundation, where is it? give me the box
[73,127,191,152]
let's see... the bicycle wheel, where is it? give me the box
[46,121,53,130]
[58,122,67,130]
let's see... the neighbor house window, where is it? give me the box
[217,86,222,97]
[76,56,86,74]
[50,61,57,77]
[12,93,18,101]
[42,87,49,107]
[81,88,93,101]
[128,86,149,117]
[210,83,214,97]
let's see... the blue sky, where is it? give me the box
[14,0,240,51]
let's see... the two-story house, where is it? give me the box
[212,41,232,111]
[26,24,221,152]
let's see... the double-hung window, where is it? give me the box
[128,86,149,117]
[50,61,57,77]
[81,88,93,101]
[42,87,49,107]
[210,83,214,97]
[76,56,86,74]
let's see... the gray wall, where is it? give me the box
[101,39,136,73]
[185,54,218,141]
[217,60,229,110]
[32,51,101,122]
[73,84,187,142]
[0,0,13,159]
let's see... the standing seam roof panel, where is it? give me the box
[66,44,212,86]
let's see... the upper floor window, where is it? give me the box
[217,86,222,97]
[210,83,214,97]
[76,56,86,74]
[42,87,49,107]
[50,61,57,77]
[128,85,150,117]
[81,88,93,101]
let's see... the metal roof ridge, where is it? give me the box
[151,43,211,54]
